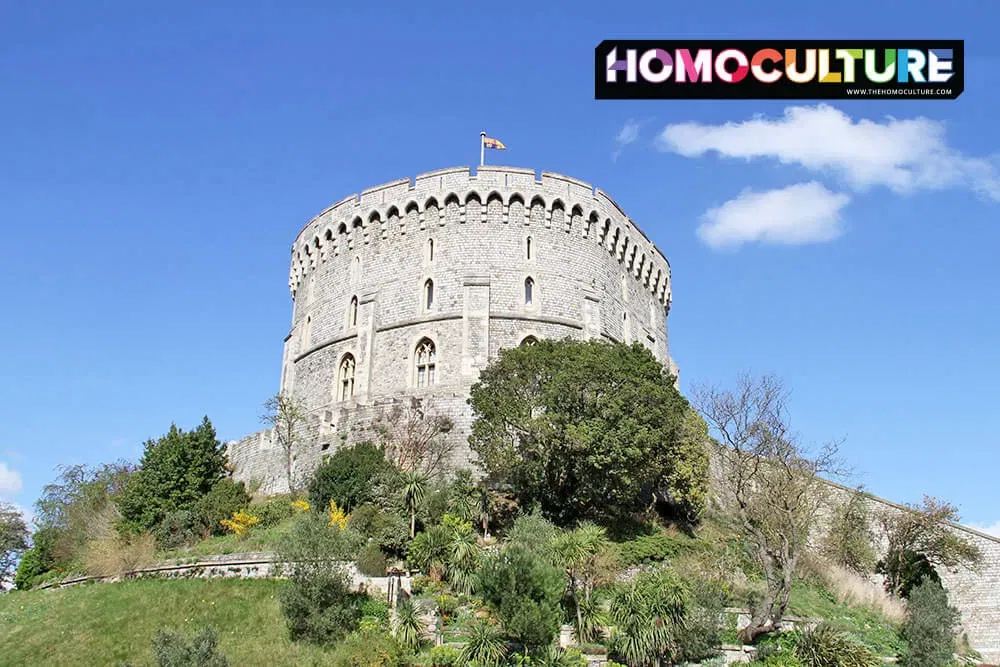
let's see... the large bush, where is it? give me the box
[347,503,410,559]
[900,578,961,667]
[307,442,392,514]
[14,526,57,590]
[251,497,297,528]
[150,626,229,667]
[468,339,705,527]
[197,479,251,536]
[116,418,228,533]
[477,542,566,653]
[276,513,366,644]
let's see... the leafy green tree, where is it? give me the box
[307,442,392,514]
[900,579,962,667]
[116,418,227,533]
[823,488,877,575]
[402,471,428,539]
[477,541,566,654]
[469,339,702,527]
[0,502,29,588]
[877,496,982,599]
[14,526,56,589]
[553,523,613,643]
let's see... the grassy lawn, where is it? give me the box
[788,580,905,657]
[156,518,299,562]
[0,578,337,666]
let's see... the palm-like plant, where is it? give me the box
[460,619,507,666]
[393,597,425,651]
[554,523,611,643]
[402,471,428,539]
[408,525,450,579]
[607,570,687,666]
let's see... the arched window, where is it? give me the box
[338,354,356,401]
[348,296,358,327]
[524,277,534,306]
[526,237,532,260]
[424,279,434,310]
[428,238,435,262]
[415,338,436,387]
[520,335,538,347]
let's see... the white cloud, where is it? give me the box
[0,462,23,497]
[969,521,1000,538]
[698,181,851,250]
[658,104,1000,200]
[613,119,640,162]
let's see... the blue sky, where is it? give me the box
[1,1,998,534]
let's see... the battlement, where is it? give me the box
[289,167,673,306]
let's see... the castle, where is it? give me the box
[226,165,1000,660]
[227,165,676,493]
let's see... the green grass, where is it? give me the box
[0,578,340,666]
[788,580,905,657]
[157,518,299,561]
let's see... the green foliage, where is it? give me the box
[460,619,508,666]
[275,513,366,644]
[14,526,57,590]
[607,568,688,667]
[392,597,425,651]
[360,597,390,631]
[616,532,685,566]
[347,503,410,559]
[116,418,227,534]
[153,509,205,550]
[751,633,804,667]
[196,479,250,537]
[822,490,877,575]
[900,579,961,667]
[409,515,482,594]
[878,549,941,600]
[429,644,461,666]
[150,626,229,667]
[356,541,387,577]
[794,624,880,667]
[327,629,406,666]
[673,581,727,663]
[1,502,29,587]
[469,339,703,527]
[307,442,391,514]
[249,497,296,528]
[477,543,566,653]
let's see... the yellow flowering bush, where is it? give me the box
[328,499,350,529]
[220,510,260,539]
[291,499,310,512]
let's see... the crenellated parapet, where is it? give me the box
[287,166,672,307]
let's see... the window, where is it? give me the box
[415,338,436,387]
[520,335,538,347]
[524,277,534,306]
[526,237,532,260]
[348,296,358,327]
[428,238,435,262]
[338,354,356,400]
[304,316,312,347]
[424,279,434,310]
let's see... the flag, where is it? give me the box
[483,136,507,150]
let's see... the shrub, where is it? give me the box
[196,479,250,536]
[116,418,227,533]
[357,542,387,577]
[348,504,411,559]
[219,510,260,539]
[360,597,390,632]
[251,497,296,528]
[794,624,879,667]
[393,597,425,651]
[276,513,366,644]
[429,644,461,666]
[328,500,351,530]
[307,442,391,513]
[151,626,228,667]
[154,509,205,550]
[328,629,406,666]
[900,578,961,667]
[82,527,156,577]
[460,619,508,666]
[616,532,684,566]
[14,527,57,590]
[674,581,727,663]
[822,490,877,575]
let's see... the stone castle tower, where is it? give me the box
[227,166,676,494]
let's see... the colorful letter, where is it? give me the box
[785,48,817,83]
[715,49,749,83]
[835,49,863,83]
[864,49,896,83]
[639,49,674,83]
[818,49,842,82]
[751,48,783,83]
[606,47,637,83]
[675,49,713,83]
[929,49,954,83]
[898,49,927,82]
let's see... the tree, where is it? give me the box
[877,495,982,599]
[1,502,29,588]
[607,569,688,666]
[823,487,877,575]
[374,397,455,478]
[693,374,840,643]
[401,471,427,539]
[116,417,227,533]
[553,523,613,643]
[469,339,702,528]
[307,442,392,514]
[900,578,962,667]
[261,393,308,495]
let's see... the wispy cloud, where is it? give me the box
[698,182,851,250]
[657,104,1000,200]
[0,461,23,498]
[612,119,641,162]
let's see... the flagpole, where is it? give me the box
[480,131,486,167]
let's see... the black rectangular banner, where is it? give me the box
[595,40,963,100]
